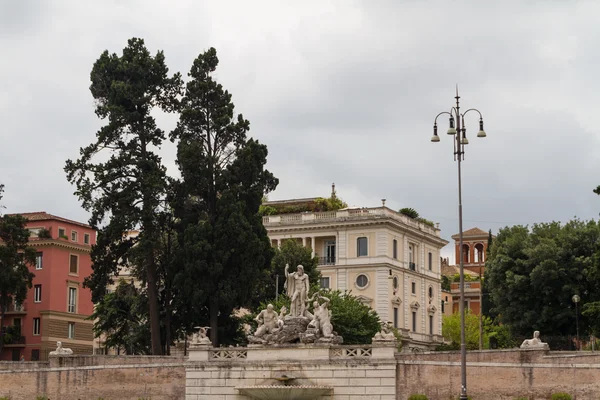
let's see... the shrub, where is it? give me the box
[0,396,10,400]
[550,393,572,400]
[513,397,530,400]
[399,207,419,219]
[408,395,428,400]
[36,396,49,400]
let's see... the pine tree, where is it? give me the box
[64,38,182,355]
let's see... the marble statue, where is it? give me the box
[520,330,549,350]
[284,264,309,317]
[307,294,333,338]
[49,341,73,356]
[254,304,283,337]
[373,321,396,341]
[191,326,211,345]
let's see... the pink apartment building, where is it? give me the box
[0,212,95,361]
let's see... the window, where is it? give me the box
[35,252,43,270]
[68,287,77,313]
[31,349,40,361]
[84,233,90,245]
[34,285,42,303]
[464,300,469,311]
[429,315,434,335]
[392,239,397,259]
[69,254,78,274]
[409,245,416,270]
[58,228,66,238]
[319,277,330,289]
[428,252,432,270]
[411,282,416,294]
[393,307,398,328]
[29,228,42,238]
[357,237,368,257]
[428,287,433,299]
[68,322,75,339]
[392,276,399,290]
[71,231,78,242]
[355,274,369,289]
[412,311,417,332]
[33,318,40,335]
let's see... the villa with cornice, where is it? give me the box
[262,192,449,350]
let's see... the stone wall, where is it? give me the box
[186,343,398,400]
[0,355,186,400]
[397,349,600,400]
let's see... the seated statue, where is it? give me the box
[373,321,396,341]
[520,330,549,350]
[254,304,283,337]
[49,341,73,356]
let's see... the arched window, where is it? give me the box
[475,243,485,263]
[461,244,470,263]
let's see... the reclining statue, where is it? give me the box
[49,341,73,356]
[520,331,549,350]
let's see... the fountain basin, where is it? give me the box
[236,385,333,400]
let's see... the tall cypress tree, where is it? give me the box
[65,38,182,355]
[170,48,278,345]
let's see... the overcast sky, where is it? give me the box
[1,1,599,261]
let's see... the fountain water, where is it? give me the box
[236,374,332,400]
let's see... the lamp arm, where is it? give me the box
[433,111,452,124]
[461,108,483,119]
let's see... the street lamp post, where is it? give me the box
[572,294,580,351]
[431,87,487,400]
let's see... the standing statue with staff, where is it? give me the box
[284,263,310,317]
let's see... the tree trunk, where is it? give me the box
[146,255,163,355]
[209,297,218,346]
[0,307,5,355]
[165,301,172,355]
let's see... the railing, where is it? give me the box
[330,346,372,358]
[409,262,416,271]
[210,349,248,360]
[317,256,336,265]
[1,304,26,313]
[262,207,440,236]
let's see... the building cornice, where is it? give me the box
[266,219,448,247]
[27,239,92,253]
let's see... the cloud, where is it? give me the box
[1,1,599,261]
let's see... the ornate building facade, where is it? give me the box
[262,197,449,350]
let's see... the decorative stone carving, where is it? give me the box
[520,331,550,350]
[391,296,402,306]
[427,304,437,315]
[373,321,396,342]
[49,341,73,356]
[284,264,310,317]
[191,326,211,347]
[410,301,420,311]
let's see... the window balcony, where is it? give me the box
[1,303,26,315]
[317,256,336,266]
[409,262,416,271]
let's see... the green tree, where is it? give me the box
[0,212,36,354]
[170,47,278,345]
[91,279,151,354]
[442,311,491,350]
[486,221,600,336]
[267,240,320,303]
[64,37,182,355]
[481,229,495,318]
